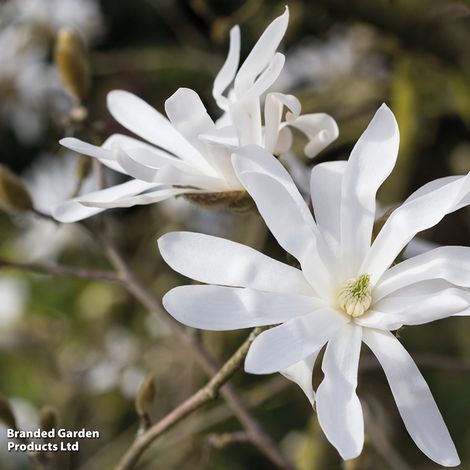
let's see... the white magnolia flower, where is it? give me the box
[158,104,470,466]
[54,8,338,223]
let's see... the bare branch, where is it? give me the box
[114,328,263,470]
[207,431,251,449]
[0,258,121,282]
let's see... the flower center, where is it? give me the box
[337,274,372,318]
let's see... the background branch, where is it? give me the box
[114,328,263,470]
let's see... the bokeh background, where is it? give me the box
[0,0,469,469]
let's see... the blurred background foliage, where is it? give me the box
[0,0,469,469]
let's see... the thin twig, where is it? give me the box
[0,258,121,282]
[207,431,251,449]
[114,328,262,470]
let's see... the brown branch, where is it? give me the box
[97,232,295,470]
[207,431,251,449]
[0,258,121,282]
[114,328,262,470]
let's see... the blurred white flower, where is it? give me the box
[0,277,27,329]
[14,154,95,260]
[2,0,103,41]
[55,8,339,223]
[276,25,382,93]
[0,25,60,142]
[84,327,145,397]
[159,105,470,466]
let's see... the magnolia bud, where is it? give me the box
[54,28,90,104]
[0,165,33,214]
[40,405,59,432]
[0,396,17,430]
[135,375,155,421]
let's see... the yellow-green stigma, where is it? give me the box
[338,274,372,318]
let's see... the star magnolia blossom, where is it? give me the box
[53,7,338,223]
[158,104,470,466]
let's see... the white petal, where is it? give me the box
[341,104,399,278]
[164,88,214,152]
[286,113,339,158]
[199,126,238,148]
[102,133,164,153]
[60,137,126,174]
[310,161,347,246]
[358,288,470,330]
[316,323,364,460]
[281,352,318,407]
[53,179,155,222]
[213,25,240,110]
[264,93,301,154]
[153,165,229,191]
[374,245,470,301]
[60,137,113,160]
[244,308,348,374]
[125,147,196,173]
[232,146,333,297]
[234,7,288,96]
[158,231,313,295]
[363,172,470,282]
[244,52,285,99]
[229,97,263,146]
[362,329,460,467]
[163,285,324,330]
[107,90,212,172]
[116,148,159,182]
[53,200,104,223]
[81,186,192,208]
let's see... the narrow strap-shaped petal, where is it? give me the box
[244,308,348,374]
[213,25,240,110]
[80,186,194,209]
[310,161,347,248]
[316,323,364,460]
[52,179,155,222]
[264,93,301,154]
[232,146,334,298]
[373,246,470,301]
[60,137,125,174]
[362,329,460,467]
[164,88,215,156]
[340,104,399,279]
[158,231,313,295]
[234,7,289,96]
[163,285,324,330]
[285,113,339,158]
[244,52,285,100]
[358,288,470,330]
[363,171,470,283]
[281,352,318,407]
[229,97,263,146]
